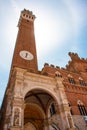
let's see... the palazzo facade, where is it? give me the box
[0,9,87,130]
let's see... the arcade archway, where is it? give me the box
[24,89,59,130]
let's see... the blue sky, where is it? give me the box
[0,0,87,106]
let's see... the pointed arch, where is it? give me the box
[77,100,87,116]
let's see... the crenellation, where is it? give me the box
[50,64,55,68]
[21,9,36,22]
[61,67,66,70]
[44,63,49,67]
[56,66,60,69]
[68,52,80,60]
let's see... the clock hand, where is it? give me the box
[25,53,28,58]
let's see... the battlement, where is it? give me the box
[41,62,66,77]
[21,9,36,21]
[18,9,36,27]
[40,52,87,79]
[68,52,80,60]
[43,63,60,69]
[66,52,87,73]
[68,52,87,62]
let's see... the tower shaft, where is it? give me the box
[12,9,38,72]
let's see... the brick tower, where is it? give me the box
[12,9,38,73]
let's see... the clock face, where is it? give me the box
[19,50,34,60]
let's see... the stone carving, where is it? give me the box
[6,101,11,116]
[13,108,20,126]
[67,113,73,128]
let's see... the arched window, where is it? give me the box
[55,71,62,78]
[79,77,86,86]
[68,74,75,84]
[77,100,87,116]
[50,103,56,116]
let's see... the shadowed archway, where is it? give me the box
[24,89,58,130]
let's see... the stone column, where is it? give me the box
[55,77,75,130]
[10,68,25,130]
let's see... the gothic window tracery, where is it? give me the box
[55,71,62,78]
[79,77,86,86]
[68,74,75,84]
[77,100,87,116]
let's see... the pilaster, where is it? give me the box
[55,77,75,130]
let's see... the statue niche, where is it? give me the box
[13,108,20,126]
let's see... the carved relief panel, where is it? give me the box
[11,107,22,127]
